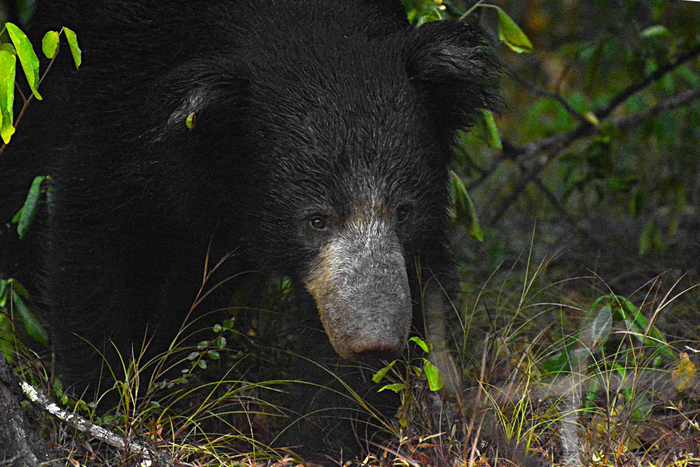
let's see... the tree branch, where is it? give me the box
[20,382,174,466]
[486,44,700,224]
[595,45,700,121]
[611,87,700,130]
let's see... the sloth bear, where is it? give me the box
[0,0,498,458]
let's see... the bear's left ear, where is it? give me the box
[153,59,251,141]
[405,20,500,137]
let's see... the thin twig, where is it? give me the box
[504,62,590,126]
[611,87,700,130]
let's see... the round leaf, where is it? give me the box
[42,31,60,59]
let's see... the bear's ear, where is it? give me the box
[405,20,500,136]
[154,60,251,141]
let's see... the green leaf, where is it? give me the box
[591,295,674,360]
[630,189,645,217]
[11,290,48,345]
[372,360,396,384]
[0,313,15,364]
[0,280,7,307]
[409,336,431,354]
[449,171,483,242]
[6,23,42,100]
[481,109,501,149]
[411,365,422,378]
[585,377,601,410]
[423,359,444,392]
[639,220,663,255]
[496,7,533,54]
[63,27,81,69]
[377,382,405,393]
[618,298,670,357]
[11,207,22,224]
[0,49,16,144]
[7,279,30,300]
[15,176,46,239]
[207,349,220,360]
[42,31,60,59]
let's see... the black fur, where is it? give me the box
[0,0,498,459]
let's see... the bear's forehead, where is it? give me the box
[245,33,411,110]
[248,65,432,165]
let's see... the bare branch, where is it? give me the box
[20,381,174,466]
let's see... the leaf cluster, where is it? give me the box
[0,22,80,145]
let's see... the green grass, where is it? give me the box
[4,242,700,466]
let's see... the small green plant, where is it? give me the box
[373,336,444,393]
[372,336,444,429]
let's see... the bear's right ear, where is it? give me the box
[405,20,500,138]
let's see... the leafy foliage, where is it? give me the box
[0,22,80,145]
[454,0,700,260]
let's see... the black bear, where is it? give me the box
[0,0,498,458]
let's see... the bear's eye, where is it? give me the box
[397,205,411,224]
[309,216,327,230]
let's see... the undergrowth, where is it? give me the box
[3,241,700,466]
